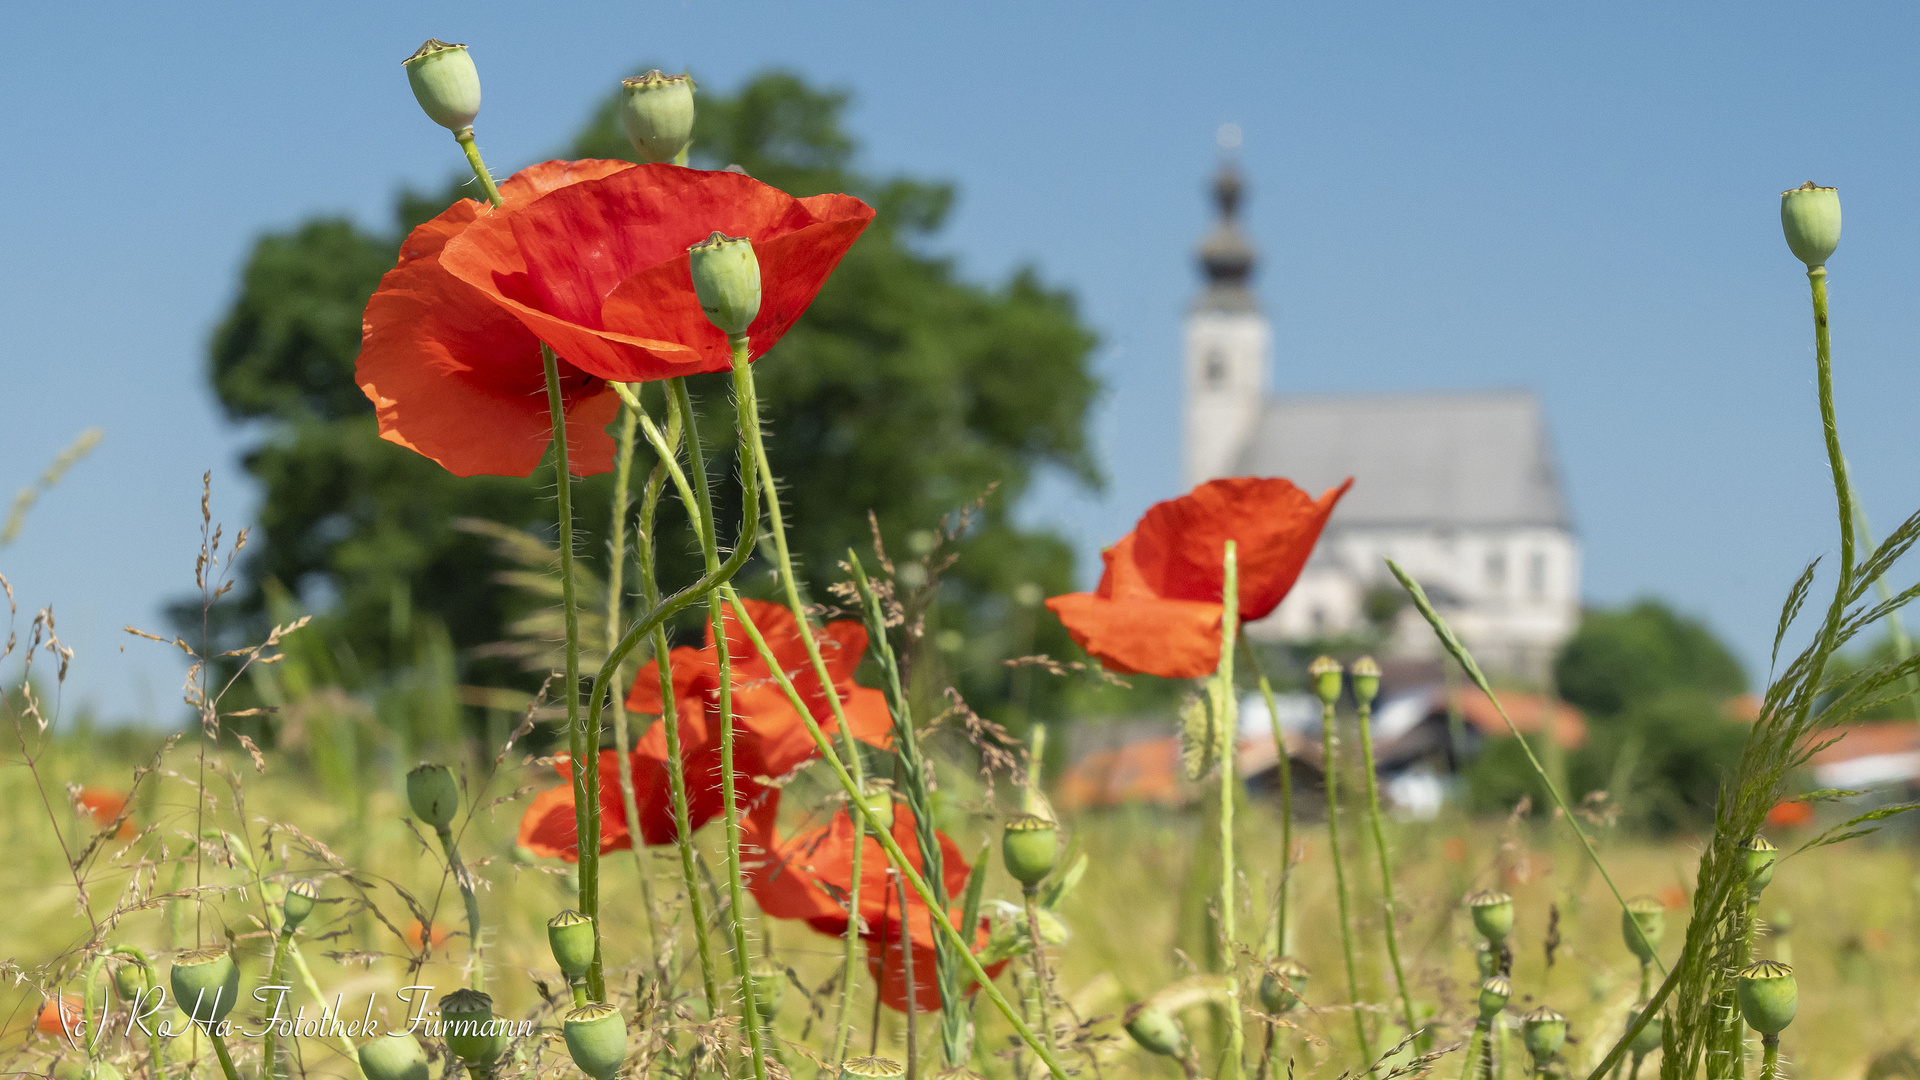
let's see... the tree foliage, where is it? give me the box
[1552,599,1746,718]
[198,69,1101,726]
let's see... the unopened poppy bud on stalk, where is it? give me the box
[547,910,596,979]
[1466,889,1515,944]
[406,763,460,829]
[403,40,482,133]
[283,878,320,930]
[358,1033,430,1080]
[1520,1006,1567,1067]
[563,1003,628,1080]
[112,959,149,1001]
[170,948,240,1025]
[1780,182,1841,268]
[1308,655,1343,706]
[1737,960,1797,1037]
[621,71,696,163]
[1002,812,1058,887]
[688,231,762,336]
[1123,1002,1190,1059]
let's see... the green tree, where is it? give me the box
[197,70,1100,728]
[1552,599,1746,718]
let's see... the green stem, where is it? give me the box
[1459,1024,1486,1080]
[1389,559,1666,976]
[263,928,295,1080]
[1216,542,1245,1080]
[607,395,663,967]
[681,336,770,1080]
[435,826,485,990]
[1023,886,1056,1059]
[572,982,590,1010]
[1760,1036,1780,1080]
[207,1031,243,1080]
[1243,642,1293,958]
[1584,959,1681,1080]
[1321,696,1372,1064]
[1809,267,1854,593]
[454,128,504,206]
[539,342,599,1001]
[722,592,1072,1080]
[1356,697,1417,1037]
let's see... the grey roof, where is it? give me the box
[1231,390,1572,530]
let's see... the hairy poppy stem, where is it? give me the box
[1808,266,1855,594]
[606,396,663,969]
[1215,543,1246,1080]
[454,129,503,207]
[721,594,1073,1080]
[1242,642,1293,960]
[1320,690,1371,1064]
[207,1031,244,1080]
[678,336,771,1080]
[1356,695,1417,1040]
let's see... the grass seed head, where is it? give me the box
[358,1033,430,1080]
[562,1003,628,1080]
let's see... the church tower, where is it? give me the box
[1183,140,1271,487]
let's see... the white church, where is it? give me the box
[1183,157,1580,681]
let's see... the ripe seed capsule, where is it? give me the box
[620,71,696,164]
[283,879,320,930]
[1123,1002,1189,1059]
[1258,958,1308,1015]
[1628,1008,1664,1057]
[1466,889,1515,944]
[438,989,504,1065]
[547,910,596,978]
[1622,895,1665,962]
[1780,182,1841,268]
[403,40,482,133]
[563,1003,628,1080]
[406,764,460,829]
[170,948,241,1024]
[1002,813,1058,887]
[1741,836,1777,898]
[1477,976,1511,1023]
[688,232,762,337]
[1737,960,1797,1037]
[1521,1006,1567,1065]
[358,1033,430,1080]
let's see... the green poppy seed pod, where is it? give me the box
[1737,960,1797,1036]
[840,1057,907,1080]
[563,1003,628,1080]
[438,989,504,1064]
[1257,958,1308,1015]
[1780,182,1841,268]
[1623,896,1665,962]
[1123,1002,1189,1059]
[1627,1008,1664,1057]
[1477,976,1512,1023]
[1466,889,1515,944]
[112,958,150,1001]
[81,1063,123,1080]
[547,910,596,978]
[620,71,696,164]
[358,1033,430,1080]
[170,947,240,1025]
[857,791,895,832]
[1742,836,1777,898]
[406,764,460,829]
[1002,813,1058,886]
[750,964,785,1019]
[403,40,482,132]
[1520,1007,1568,1065]
[1308,656,1344,706]
[283,879,320,930]
[1351,656,1382,707]
[688,232,761,336]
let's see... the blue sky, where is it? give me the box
[3,2,1917,721]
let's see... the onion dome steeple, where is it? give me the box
[1195,126,1258,314]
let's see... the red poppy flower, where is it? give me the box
[1046,476,1352,679]
[744,792,1006,1012]
[76,787,134,839]
[516,598,893,860]
[35,994,81,1036]
[403,918,452,952]
[1766,800,1815,829]
[358,159,631,478]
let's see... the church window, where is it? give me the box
[1485,548,1507,590]
[1204,349,1228,387]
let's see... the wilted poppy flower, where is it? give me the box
[744,792,1005,1012]
[1046,476,1351,679]
[516,598,893,859]
[76,787,134,839]
[358,160,874,478]
[34,994,81,1036]
[403,918,452,952]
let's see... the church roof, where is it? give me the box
[1231,389,1572,530]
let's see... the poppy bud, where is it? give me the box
[170,948,240,1025]
[563,1003,628,1080]
[547,910,596,978]
[1123,1002,1189,1059]
[1780,182,1841,268]
[358,1033,430,1080]
[1351,656,1382,707]
[1622,896,1664,962]
[620,71,696,164]
[1258,958,1308,1015]
[856,791,894,833]
[439,989,504,1065]
[1466,889,1514,943]
[1002,813,1058,887]
[406,764,460,829]
[403,40,482,133]
[283,879,320,931]
[840,1057,906,1080]
[1736,960,1797,1037]
[1477,976,1511,1023]
[688,232,761,337]
[751,964,786,1019]
[1308,656,1343,706]
[112,959,150,1001]
[81,1063,122,1080]
[1741,836,1777,898]
[1627,1008,1663,1057]
[1520,1006,1567,1065]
